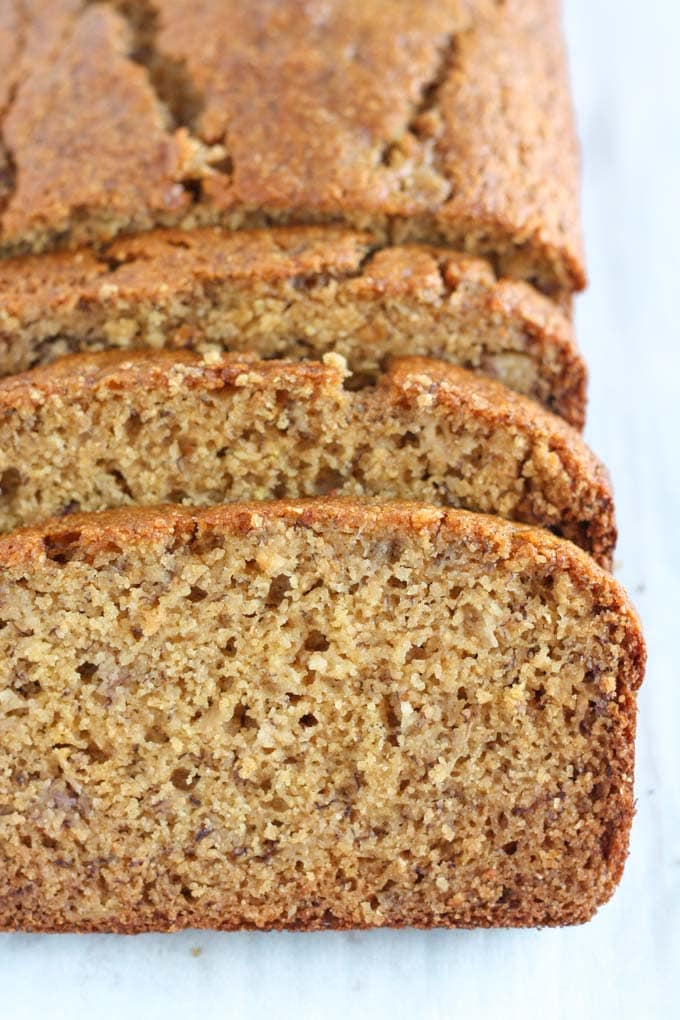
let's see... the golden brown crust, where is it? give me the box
[0,0,584,293]
[1,2,190,244]
[403,0,584,291]
[0,349,611,562]
[386,357,613,564]
[0,226,586,426]
[0,2,22,216]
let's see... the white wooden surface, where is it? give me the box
[1,2,678,1016]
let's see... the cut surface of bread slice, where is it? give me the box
[0,501,644,932]
[0,1,583,294]
[0,350,613,564]
[0,228,586,425]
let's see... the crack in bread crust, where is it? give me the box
[0,1,584,294]
[86,0,207,134]
[0,0,27,217]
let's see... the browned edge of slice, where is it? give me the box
[0,348,612,563]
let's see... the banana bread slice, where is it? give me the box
[0,350,613,563]
[0,227,586,426]
[0,0,583,295]
[0,500,644,932]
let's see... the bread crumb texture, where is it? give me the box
[0,227,585,424]
[0,501,645,931]
[0,351,613,563]
[0,0,583,293]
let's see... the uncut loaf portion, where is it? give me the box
[0,228,586,426]
[0,501,644,932]
[0,350,614,564]
[0,0,583,296]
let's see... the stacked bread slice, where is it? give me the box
[0,0,644,932]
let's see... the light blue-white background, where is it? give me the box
[1,2,678,1016]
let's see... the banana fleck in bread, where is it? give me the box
[0,350,613,563]
[0,500,644,932]
[0,227,586,425]
[0,0,583,296]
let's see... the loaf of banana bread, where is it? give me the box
[0,500,644,932]
[0,350,612,562]
[0,0,583,296]
[0,227,586,424]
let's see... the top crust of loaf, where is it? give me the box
[0,0,583,292]
[0,498,644,684]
